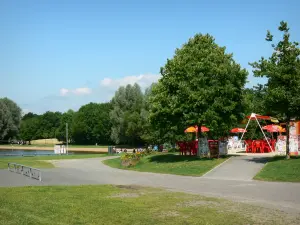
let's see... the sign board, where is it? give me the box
[289,123,299,156]
[199,137,209,157]
[276,122,300,156]
[219,141,227,156]
[54,145,66,154]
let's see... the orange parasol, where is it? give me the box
[262,124,286,133]
[184,126,210,133]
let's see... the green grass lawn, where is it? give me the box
[254,156,300,182]
[0,154,107,169]
[103,154,228,176]
[0,185,294,225]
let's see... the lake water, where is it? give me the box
[0,149,104,157]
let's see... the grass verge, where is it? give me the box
[0,185,296,225]
[254,156,300,182]
[0,154,107,169]
[103,153,228,176]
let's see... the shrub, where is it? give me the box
[120,151,151,167]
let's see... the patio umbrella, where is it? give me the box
[230,128,247,133]
[262,124,286,133]
[184,126,210,133]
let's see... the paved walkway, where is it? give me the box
[203,155,269,181]
[1,156,300,213]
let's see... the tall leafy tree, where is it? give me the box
[37,111,62,139]
[20,117,40,144]
[0,100,11,141]
[150,34,248,155]
[110,83,144,145]
[140,83,162,145]
[0,98,21,141]
[250,21,300,158]
[72,103,112,145]
[56,109,75,143]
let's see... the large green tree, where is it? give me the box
[150,34,248,155]
[19,116,40,144]
[0,98,21,141]
[72,103,112,145]
[110,83,144,145]
[56,109,75,143]
[37,111,62,139]
[140,83,162,145]
[250,21,300,158]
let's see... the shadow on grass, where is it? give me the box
[243,157,270,164]
[244,155,300,164]
[148,154,225,163]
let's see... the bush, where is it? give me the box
[120,150,152,167]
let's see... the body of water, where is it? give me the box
[0,149,103,157]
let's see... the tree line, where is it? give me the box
[1,21,299,156]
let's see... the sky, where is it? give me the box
[0,0,299,114]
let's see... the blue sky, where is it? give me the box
[0,0,299,114]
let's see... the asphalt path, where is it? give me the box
[1,156,300,214]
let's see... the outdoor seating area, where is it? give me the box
[177,113,300,156]
[244,139,276,153]
[176,140,219,156]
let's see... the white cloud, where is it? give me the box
[100,73,161,89]
[73,87,92,95]
[60,88,70,96]
[59,87,92,96]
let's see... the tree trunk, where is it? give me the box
[286,120,290,159]
[197,125,202,157]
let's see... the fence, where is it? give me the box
[8,163,42,181]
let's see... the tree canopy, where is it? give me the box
[0,98,21,141]
[150,34,248,143]
[250,21,300,157]
[110,84,145,145]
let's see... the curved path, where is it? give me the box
[1,156,300,214]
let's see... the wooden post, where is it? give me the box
[286,120,290,159]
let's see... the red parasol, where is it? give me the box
[230,128,247,133]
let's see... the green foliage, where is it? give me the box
[150,34,248,141]
[19,117,40,142]
[56,109,75,142]
[110,83,145,145]
[72,102,112,145]
[250,21,300,157]
[250,21,300,121]
[0,98,21,141]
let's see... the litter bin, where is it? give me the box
[108,146,114,155]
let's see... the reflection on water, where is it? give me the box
[0,149,103,157]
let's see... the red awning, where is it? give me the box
[246,113,271,120]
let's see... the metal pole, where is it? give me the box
[255,116,273,152]
[66,123,68,155]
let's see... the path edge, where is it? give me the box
[201,156,232,177]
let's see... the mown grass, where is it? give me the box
[254,156,300,182]
[0,154,107,169]
[103,154,229,176]
[0,185,295,225]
